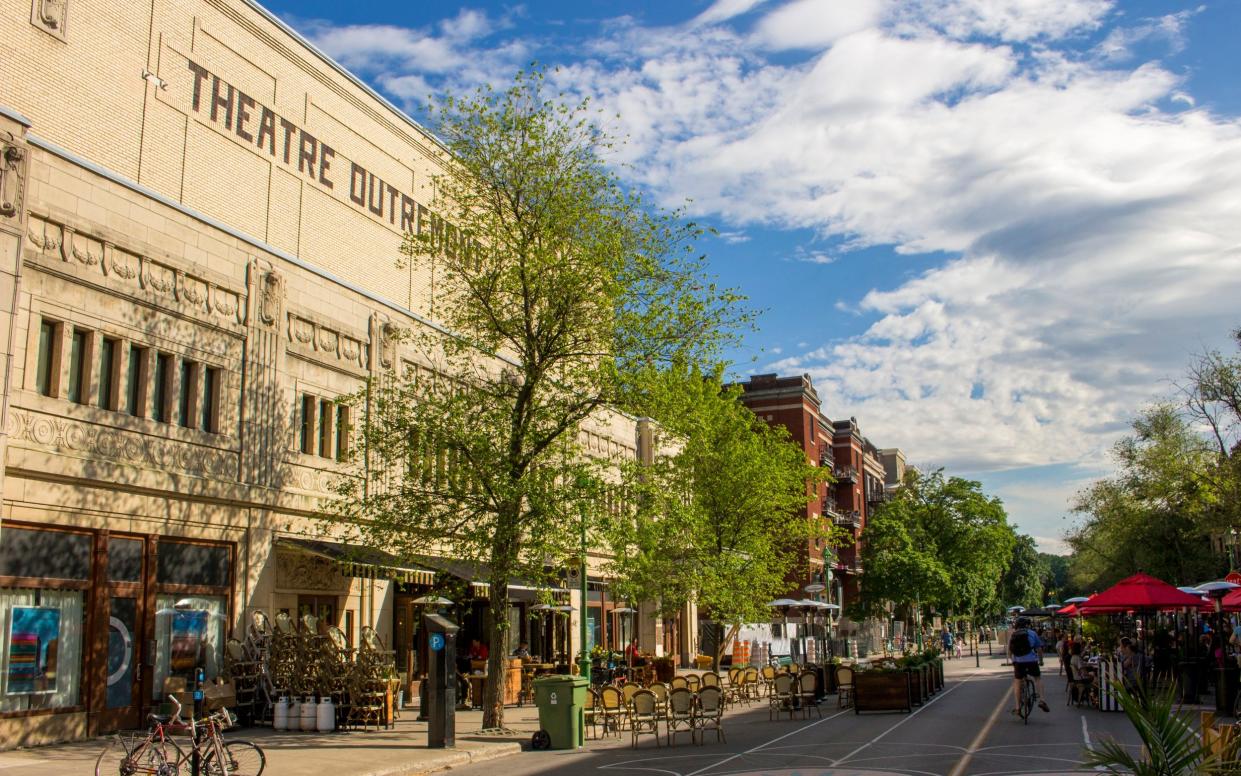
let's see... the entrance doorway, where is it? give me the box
[95,535,148,732]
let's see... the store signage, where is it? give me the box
[184,58,471,256]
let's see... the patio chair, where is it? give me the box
[629,689,661,748]
[760,665,777,697]
[693,686,725,745]
[669,675,690,692]
[685,674,701,693]
[743,667,761,703]
[1066,664,1097,708]
[836,665,854,709]
[599,684,626,736]
[789,663,801,675]
[648,682,669,716]
[621,681,642,707]
[584,688,601,739]
[700,672,721,689]
[769,673,796,721]
[797,671,821,719]
[666,687,695,746]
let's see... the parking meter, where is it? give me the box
[424,613,459,748]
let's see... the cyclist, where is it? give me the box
[1009,616,1050,714]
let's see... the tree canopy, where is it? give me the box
[333,69,747,728]
[605,365,838,665]
[857,469,1016,620]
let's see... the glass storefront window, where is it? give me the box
[0,527,91,581]
[152,594,226,700]
[157,541,230,588]
[0,588,85,712]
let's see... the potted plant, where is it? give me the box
[854,659,913,714]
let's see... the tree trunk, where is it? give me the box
[483,576,509,730]
[713,622,740,672]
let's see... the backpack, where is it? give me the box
[1009,629,1033,658]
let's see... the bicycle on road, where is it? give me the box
[95,696,266,776]
[1017,675,1036,724]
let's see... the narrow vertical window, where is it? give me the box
[36,319,57,397]
[153,353,171,423]
[126,345,145,416]
[98,338,118,410]
[318,398,332,457]
[335,404,349,461]
[299,394,315,454]
[67,329,87,404]
[178,359,195,428]
[201,367,219,432]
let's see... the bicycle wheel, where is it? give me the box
[96,733,183,776]
[202,740,266,776]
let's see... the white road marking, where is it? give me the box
[830,669,984,768]
[678,708,851,776]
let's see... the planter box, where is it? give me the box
[935,659,944,690]
[854,671,912,714]
[822,665,839,694]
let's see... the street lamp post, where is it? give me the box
[578,497,592,681]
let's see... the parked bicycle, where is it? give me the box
[95,696,266,776]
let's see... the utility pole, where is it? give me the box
[578,481,592,681]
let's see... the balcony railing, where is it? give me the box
[836,465,858,482]
[832,510,861,529]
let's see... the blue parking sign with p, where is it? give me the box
[430,633,445,652]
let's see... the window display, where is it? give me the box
[153,595,225,699]
[0,589,84,712]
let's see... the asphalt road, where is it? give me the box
[445,654,1142,776]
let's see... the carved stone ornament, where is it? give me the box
[140,258,174,294]
[0,137,26,219]
[276,549,347,592]
[258,270,283,328]
[107,246,138,280]
[30,0,68,41]
[379,322,398,369]
[25,215,61,254]
[8,409,236,479]
[63,226,100,267]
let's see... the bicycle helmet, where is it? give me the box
[1015,616,1031,629]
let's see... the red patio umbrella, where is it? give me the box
[1077,572,1205,614]
[1218,587,1241,612]
[1057,603,1079,617]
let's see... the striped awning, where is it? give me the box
[276,537,434,585]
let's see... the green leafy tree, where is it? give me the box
[1038,552,1074,602]
[859,469,1016,624]
[333,70,746,728]
[606,365,837,669]
[1067,404,1222,591]
[1001,534,1045,609]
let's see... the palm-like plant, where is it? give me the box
[1083,679,1229,775]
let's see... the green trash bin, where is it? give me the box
[531,675,588,750]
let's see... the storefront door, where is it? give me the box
[96,535,149,732]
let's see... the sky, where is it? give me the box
[261,0,1241,554]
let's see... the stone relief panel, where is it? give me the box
[8,409,238,480]
[30,0,68,41]
[24,212,245,327]
[286,312,368,372]
[275,550,348,592]
[0,133,26,222]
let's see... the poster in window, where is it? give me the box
[7,606,61,694]
[169,610,208,675]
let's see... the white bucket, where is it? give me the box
[272,697,289,731]
[300,697,317,731]
[316,698,335,732]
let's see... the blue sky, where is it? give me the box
[262,0,1241,553]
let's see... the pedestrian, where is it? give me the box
[941,628,954,658]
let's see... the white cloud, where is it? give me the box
[750,0,886,50]
[284,0,1241,534]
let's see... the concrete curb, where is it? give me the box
[351,741,525,776]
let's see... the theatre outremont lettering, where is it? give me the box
[186,59,466,251]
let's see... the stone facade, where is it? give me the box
[0,0,678,747]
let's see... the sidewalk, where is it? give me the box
[0,706,537,776]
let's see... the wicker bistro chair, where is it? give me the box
[693,686,726,745]
[835,665,855,709]
[669,675,690,692]
[666,687,695,746]
[648,682,669,716]
[598,685,626,737]
[760,665,778,697]
[621,682,642,707]
[723,668,744,707]
[584,688,601,739]
[797,671,821,719]
[743,667,761,703]
[629,689,661,748]
[700,672,721,689]
[685,674,701,693]
[769,673,796,721]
